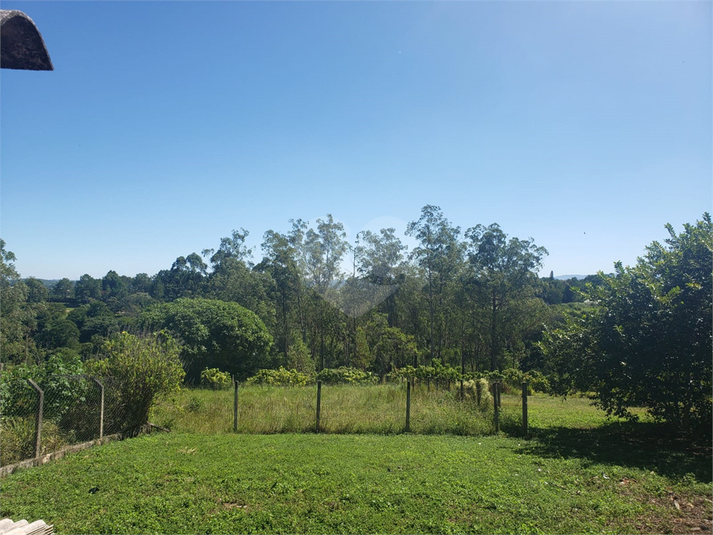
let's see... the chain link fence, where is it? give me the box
[0,375,125,467]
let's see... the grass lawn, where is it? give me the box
[1,392,711,534]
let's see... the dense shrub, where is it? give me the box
[246,367,310,387]
[140,298,272,383]
[200,368,232,390]
[524,370,550,394]
[0,350,88,421]
[86,331,185,431]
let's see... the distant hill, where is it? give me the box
[553,275,588,281]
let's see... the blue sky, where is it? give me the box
[1,1,710,280]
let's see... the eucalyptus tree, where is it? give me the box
[300,215,349,369]
[406,205,464,363]
[258,229,303,356]
[465,223,547,370]
[354,228,407,327]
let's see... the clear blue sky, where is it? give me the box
[1,1,710,280]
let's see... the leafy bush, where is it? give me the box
[316,367,377,385]
[388,361,464,384]
[540,214,713,433]
[200,368,232,390]
[86,331,185,431]
[140,298,273,383]
[523,370,550,394]
[0,350,88,421]
[246,367,310,387]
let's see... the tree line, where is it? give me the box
[2,206,587,375]
[2,207,709,432]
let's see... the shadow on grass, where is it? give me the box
[516,421,712,483]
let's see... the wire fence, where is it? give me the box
[150,380,530,437]
[1,375,531,468]
[0,375,125,467]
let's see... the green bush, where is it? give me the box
[0,351,88,421]
[246,367,310,387]
[523,370,550,394]
[316,367,377,385]
[200,368,232,390]
[86,331,185,431]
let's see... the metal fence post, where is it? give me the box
[233,379,239,432]
[406,380,411,432]
[493,381,500,433]
[522,381,528,436]
[316,381,322,432]
[92,377,104,439]
[27,379,43,458]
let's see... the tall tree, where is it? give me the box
[51,278,75,301]
[75,274,102,303]
[406,205,463,363]
[465,223,547,370]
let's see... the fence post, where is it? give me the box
[406,380,411,432]
[522,381,528,436]
[493,381,500,433]
[27,379,43,458]
[316,381,322,432]
[497,381,502,408]
[233,379,239,432]
[91,377,104,440]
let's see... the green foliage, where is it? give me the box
[0,351,87,420]
[315,366,377,385]
[86,332,185,430]
[245,367,310,386]
[541,214,713,432]
[523,369,550,394]
[200,368,232,390]
[140,298,273,383]
[284,336,314,374]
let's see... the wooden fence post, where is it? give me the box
[406,381,411,432]
[522,381,528,436]
[493,382,500,433]
[316,381,322,432]
[27,379,43,458]
[91,377,104,439]
[233,379,239,432]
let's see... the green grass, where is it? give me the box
[2,389,710,534]
[1,432,710,534]
[150,384,518,436]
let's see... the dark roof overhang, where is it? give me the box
[1,10,53,70]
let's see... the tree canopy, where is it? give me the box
[140,298,273,382]
[541,213,712,432]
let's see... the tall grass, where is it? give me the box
[150,383,521,436]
